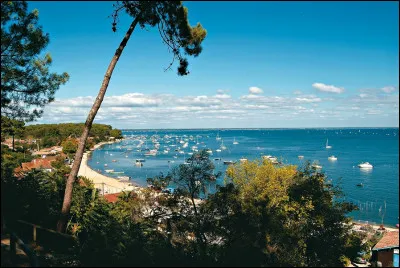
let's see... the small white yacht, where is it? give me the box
[105,169,115,173]
[216,149,222,153]
[239,158,248,163]
[311,161,322,169]
[206,149,213,154]
[233,137,239,145]
[298,155,304,159]
[312,164,322,169]
[263,155,278,164]
[328,155,338,161]
[358,162,373,169]
[144,149,157,156]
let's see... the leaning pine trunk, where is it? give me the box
[56,17,140,233]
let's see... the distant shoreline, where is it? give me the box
[120,127,399,131]
[78,139,140,194]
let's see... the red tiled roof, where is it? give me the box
[373,231,399,250]
[22,159,53,170]
[103,193,121,203]
[14,159,55,176]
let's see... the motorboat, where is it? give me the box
[356,183,364,187]
[223,160,234,165]
[240,158,248,163]
[214,158,221,161]
[358,162,373,169]
[263,155,278,164]
[328,155,337,161]
[216,149,222,153]
[311,161,322,169]
[298,155,304,159]
[312,164,322,169]
[144,149,157,156]
[206,149,213,154]
[105,169,114,173]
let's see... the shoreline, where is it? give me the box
[78,139,140,194]
[351,221,399,232]
[82,139,397,223]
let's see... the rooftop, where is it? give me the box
[372,231,399,251]
[103,193,121,203]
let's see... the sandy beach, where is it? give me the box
[78,150,138,195]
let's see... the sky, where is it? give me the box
[27,1,399,129]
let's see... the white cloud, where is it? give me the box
[34,85,398,128]
[381,86,396,93]
[249,87,263,94]
[312,82,345,94]
[214,94,231,99]
[293,90,302,95]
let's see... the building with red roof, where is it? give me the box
[14,158,55,177]
[103,193,121,203]
[371,231,399,267]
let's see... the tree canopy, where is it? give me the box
[1,1,69,121]
[112,1,207,75]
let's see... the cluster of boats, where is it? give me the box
[296,139,373,170]
[98,134,375,189]
[115,132,242,167]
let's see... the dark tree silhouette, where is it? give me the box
[57,1,207,232]
[1,1,69,122]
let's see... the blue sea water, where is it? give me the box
[87,128,399,226]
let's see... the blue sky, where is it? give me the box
[28,1,399,128]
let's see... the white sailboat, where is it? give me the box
[216,131,221,141]
[233,137,239,145]
[220,139,227,150]
[325,139,332,149]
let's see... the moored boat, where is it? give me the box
[358,162,373,169]
[328,155,337,161]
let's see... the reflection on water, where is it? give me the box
[359,168,373,174]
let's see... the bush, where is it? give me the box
[339,255,351,267]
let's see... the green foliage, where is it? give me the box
[1,116,25,145]
[1,1,69,121]
[113,1,207,75]
[109,129,123,139]
[1,144,34,179]
[22,123,121,148]
[2,152,363,267]
[61,138,78,155]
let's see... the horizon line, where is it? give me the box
[119,127,399,131]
